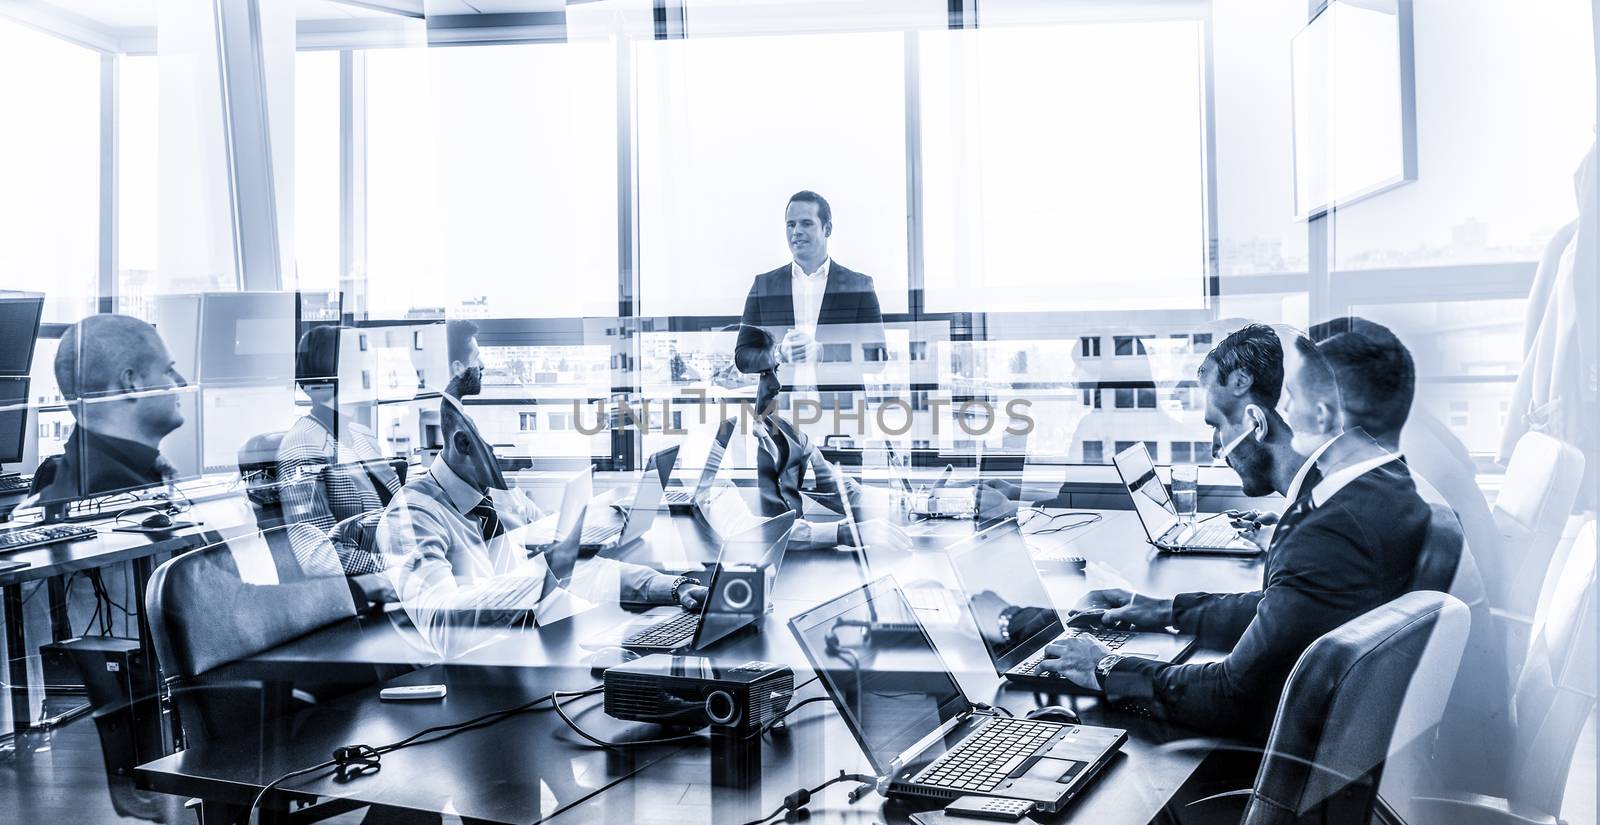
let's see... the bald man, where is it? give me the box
[32,314,189,505]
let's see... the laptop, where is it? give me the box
[662,418,736,508]
[948,519,1195,690]
[622,510,797,653]
[580,446,678,552]
[521,466,596,547]
[788,577,1127,814]
[1112,443,1258,555]
[446,497,590,624]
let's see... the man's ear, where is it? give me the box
[823,222,833,238]
[452,430,473,455]
[117,367,141,399]
[449,359,465,378]
[1226,370,1253,398]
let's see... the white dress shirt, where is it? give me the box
[1284,436,1338,505]
[789,258,830,392]
[378,458,674,658]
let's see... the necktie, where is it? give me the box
[468,495,504,543]
[1298,464,1324,500]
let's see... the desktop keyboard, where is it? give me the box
[623,610,701,649]
[0,523,99,554]
[1011,628,1135,677]
[662,490,692,506]
[0,474,30,496]
[914,717,1064,793]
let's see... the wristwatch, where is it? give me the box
[1094,654,1125,690]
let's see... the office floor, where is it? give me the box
[0,708,1593,825]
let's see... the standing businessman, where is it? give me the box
[735,191,887,409]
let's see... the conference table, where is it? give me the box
[135,492,1267,824]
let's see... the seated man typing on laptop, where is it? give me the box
[1037,325,1432,739]
[378,400,705,658]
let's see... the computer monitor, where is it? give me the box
[200,385,300,473]
[0,292,44,376]
[199,292,297,385]
[0,377,30,464]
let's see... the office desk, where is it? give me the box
[0,490,260,738]
[137,503,1264,823]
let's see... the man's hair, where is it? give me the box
[1201,324,1284,409]
[1293,334,1340,410]
[447,320,480,365]
[787,190,832,227]
[1308,317,1415,440]
[55,314,163,401]
[295,325,341,389]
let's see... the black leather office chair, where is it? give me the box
[145,528,369,824]
[1411,504,1465,592]
[1181,590,1470,825]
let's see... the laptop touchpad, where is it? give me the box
[1019,757,1087,785]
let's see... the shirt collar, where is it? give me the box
[429,457,487,515]
[1284,436,1337,504]
[1311,449,1401,508]
[791,257,831,281]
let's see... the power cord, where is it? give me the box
[551,689,710,750]
[247,685,601,819]
[737,769,880,825]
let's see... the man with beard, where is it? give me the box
[445,319,484,400]
[1037,324,1431,740]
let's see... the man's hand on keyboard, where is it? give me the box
[1038,634,1111,690]
[676,584,708,611]
[1070,588,1174,631]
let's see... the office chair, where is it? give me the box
[237,431,287,529]
[1410,520,1596,825]
[1491,433,1584,670]
[145,528,371,824]
[1177,591,1469,825]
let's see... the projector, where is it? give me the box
[604,655,794,731]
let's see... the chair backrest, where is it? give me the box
[1244,591,1469,825]
[1493,432,1584,619]
[145,528,356,742]
[1410,504,1464,593]
[1507,520,1597,817]
[238,430,287,526]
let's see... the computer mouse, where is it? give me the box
[1064,609,1107,628]
[587,646,639,678]
[140,512,175,530]
[1026,705,1080,725]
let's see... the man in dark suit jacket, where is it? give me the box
[734,191,887,397]
[31,314,189,509]
[1038,328,1431,739]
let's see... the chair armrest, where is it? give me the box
[1409,793,1559,825]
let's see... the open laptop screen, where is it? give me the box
[789,577,970,776]
[947,519,1066,673]
[1112,443,1177,542]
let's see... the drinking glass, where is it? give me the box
[1171,464,1199,525]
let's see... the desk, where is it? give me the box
[0,490,260,739]
[137,504,1264,824]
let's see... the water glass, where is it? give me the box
[1171,464,1199,525]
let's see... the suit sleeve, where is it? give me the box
[856,275,888,376]
[1171,591,1265,649]
[736,278,780,374]
[1102,518,1374,735]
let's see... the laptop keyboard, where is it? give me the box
[1185,520,1239,547]
[1011,628,1135,677]
[623,610,700,648]
[476,577,542,612]
[582,522,622,545]
[915,717,1064,792]
[662,490,691,506]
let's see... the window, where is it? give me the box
[519,412,537,432]
[0,18,100,323]
[1191,332,1213,351]
[820,343,852,363]
[118,56,157,313]
[637,32,909,316]
[910,341,929,361]
[1113,336,1147,357]
[1080,387,1101,409]
[1113,388,1135,409]
[294,50,341,292]
[1079,336,1101,358]
[1136,388,1157,409]
[919,21,1209,312]
[1171,442,1192,464]
[1114,440,1137,456]
[1081,441,1104,464]
[365,43,620,319]
[1448,400,1470,430]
